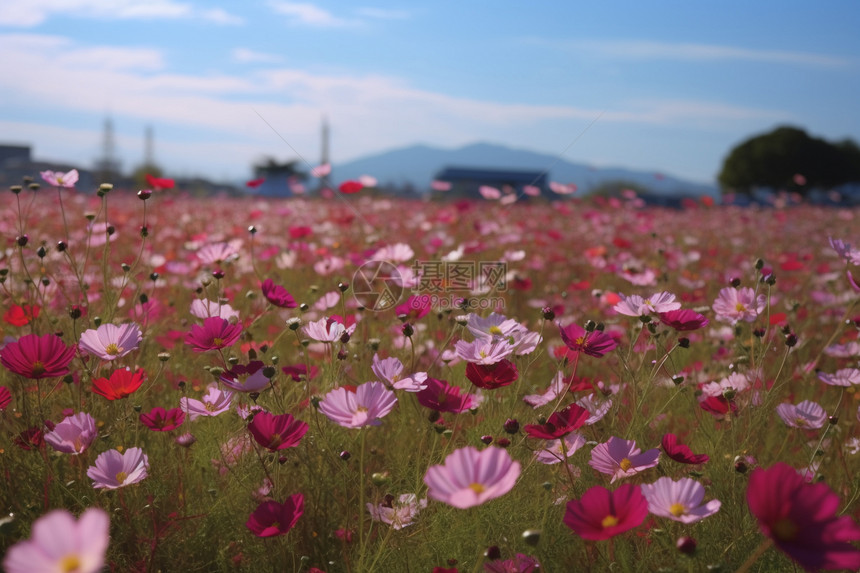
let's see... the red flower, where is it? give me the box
[0,386,10,411]
[185,317,242,352]
[14,427,45,451]
[261,279,297,308]
[416,378,477,413]
[658,309,709,331]
[563,484,648,540]
[246,494,304,537]
[661,433,709,464]
[281,364,319,382]
[246,178,265,188]
[523,404,590,439]
[558,323,617,358]
[140,407,185,431]
[0,333,76,379]
[338,180,363,194]
[247,412,309,451]
[91,368,145,400]
[144,173,175,190]
[747,463,860,571]
[699,395,737,418]
[3,304,40,326]
[465,359,518,390]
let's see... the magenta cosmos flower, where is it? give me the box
[78,323,142,361]
[661,433,709,464]
[424,446,520,509]
[563,484,649,540]
[261,278,297,308]
[87,447,149,489]
[45,412,97,454]
[248,411,308,451]
[747,462,860,571]
[3,507,109,573]
[416,377,478,413]
[712,287,766,325]
[139,407,185,431]
[318,382,397,428]
[641,477,721,523]
[0,385,11,411]
[465,360,518,390]
[658,309,710,331]
[589,437,660,483]
[185,317,242,352]
[246,493,304,537]
[524,404,590,440]
[0,333,76,379]
[558,323,617,358]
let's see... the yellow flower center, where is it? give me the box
[31,361,46,377]
[212,337,224,347]
[205,402,217,412]
[669,503,686,517]
[795,417,807,427]
[771,518,798,541]
[601,514,619,528]
[105,343,122,356]
[619,458,633,471]
[735,303,747,313]
[489,326,503,335]
[469,483,486,494]
[115,471,128,485]
[60,555,81,572]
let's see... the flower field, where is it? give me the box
[1,180,860,572]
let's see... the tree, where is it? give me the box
[718,126,860,194]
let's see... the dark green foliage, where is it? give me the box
[718,126,860,194]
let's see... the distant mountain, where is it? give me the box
[334,142,718,197]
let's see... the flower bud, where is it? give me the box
[137,189,152,200]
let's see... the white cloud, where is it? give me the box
[232,48,284,64]
[0,33,790,180]
[268,1,355,27]
[549,38,850,68]
[0,0,243,27]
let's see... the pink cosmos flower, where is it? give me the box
[247,411,308,450]
[423,446,520,509]
[453,338,515,365]
[534,432,586,465]
[78,323,142,361]
[303,316,356,342]
[563,484,649,540]
[40,168,79,188]
[558,323,617,358]
[641,477,721,523]
[817,368,860,387]
[180,385,234,420]
[484,554,540,573]
[371,353,428,392]
[466,312,524,341]
[318,382,397,428]
[747,462,860,571]
[613,292,681,316]
[261,279,297,308]
[661,433,709,464]
[0,385,10,411]
[776,400,827,429]
[44,412,97,454]
[190,299,240,321]
[196,242,238,265]
[184,317,242,352]
[246,494,304,537]
[139,407,185,431]
[2,508,109,573]
[712,287,766,325]
[829,237,860,265]
[0,333,76,379]
[575,393,613,425]
[523,372,570,408]
[658,309,710,331]
[87,447,149,489]
[416,377,478,413]
[589,437,660,483]
[366,494,427,530]
[220,361,270,392]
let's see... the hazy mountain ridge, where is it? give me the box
[334,142,719,197]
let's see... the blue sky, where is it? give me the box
[1,1,858,185]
